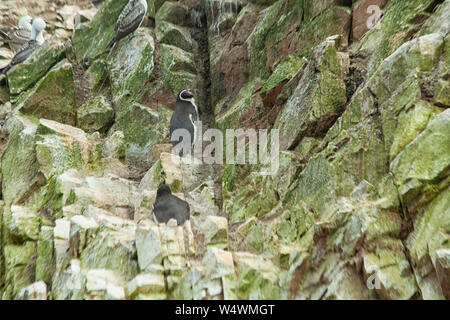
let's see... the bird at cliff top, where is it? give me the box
[152,184,190,226]
[170,88,200,154]
[108,0,148,54]
[0,16,33,52]
[0,18,46,75]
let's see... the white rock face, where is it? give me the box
[202,216,228,248]
[54,219,71,240]
[16,281,47,300]
[136,224,163,270]
[85,269,126,300]
[127,273,166,299]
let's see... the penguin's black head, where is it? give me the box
[177,88,198,102]
[157,184,172,197]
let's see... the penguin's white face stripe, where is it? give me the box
[178,89,187,98]
[179,89,199,117]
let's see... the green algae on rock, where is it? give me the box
[14,60,77,126]
[7,43,66,96]
[108,29,155,108]
[77,96,114,133]
[72,0,129,65]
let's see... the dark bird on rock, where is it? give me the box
[0,18,46,75]
[0,16,32,52]
[170,88,199,155]
[152,184,190,226]
[107,0,148,54]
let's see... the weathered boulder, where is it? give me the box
[85,269,126,300]
[35,119,93,181]
[127,273,166,299]
[1,114,39,206]
[7,43,65,95]
[15,60,77,126]
[72,0,129,64]
[7,205,40,242]
[77,96,114,133]
[202,216,228,249]
[108,29,155,107]
[155,21,194,53]
[274,35,348,150]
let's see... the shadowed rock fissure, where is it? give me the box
[187,1,224,210]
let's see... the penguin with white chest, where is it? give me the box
[108,0,148,54]
[170,88,199,156]
[152,184,190,226]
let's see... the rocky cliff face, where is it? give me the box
[0,0,449,300]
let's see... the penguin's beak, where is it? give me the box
[192,89,199,93]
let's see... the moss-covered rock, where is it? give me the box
[233,252,281,299]
[261,53,306,94]
[15,60,77,126]
[354,0,443,76]
[110,103,172,155]
[216,79,261,130]
[7,205,40,242]
[247,1,350,80]
[35,226,55,285]
[77,96,114,133]
[85,59,108,91]
[391,109,450,212]
[225,152,299,222]
[363,241,419,299]
[80,226,138,280]
[274,36,347,150]
[155,2,189,26]
[72,0,129,65]
[108,29,155,108]
[155,21,194,52]
[7,43,65,96]
[1,114,40,206]
[159,44,196,75]
[3,241,36,298]
[35,119,92,180]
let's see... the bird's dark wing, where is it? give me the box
[173,196,190,219]
[170,111,194,135]
[0,28,12,40]
[10,40,37,66]
[115,0,146,39]
[9,27,31,43]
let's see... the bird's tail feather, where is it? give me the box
[108,41,117,56]
[0,28,11,40]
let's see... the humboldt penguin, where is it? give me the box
[152,184,190,226]
[0,16,32,52]
[107,0,148,54]
[170,88,199,154]
[0,18,46,74]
